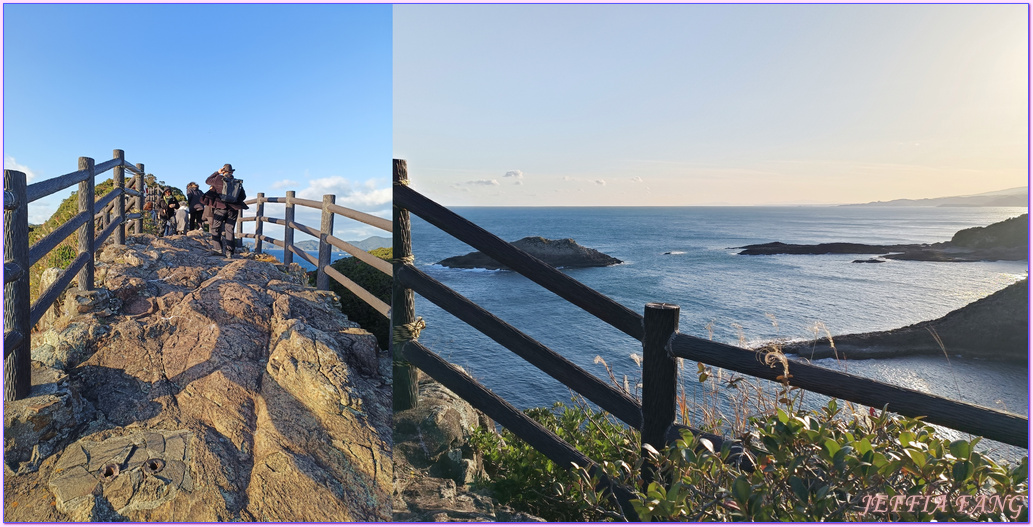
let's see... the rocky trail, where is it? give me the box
[4,232,392,521]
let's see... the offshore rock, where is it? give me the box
[438,236,622,270]
[781,279,1028,363]
[5,232,391,522]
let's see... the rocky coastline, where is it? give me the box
[437,236,622,270]
[737,214,1028,262]
[779,278,1028,363]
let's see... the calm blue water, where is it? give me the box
[253,248,350,272]
[409,206,1029,461]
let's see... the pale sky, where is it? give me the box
[393,4,1029,206]
[5,4,391,240]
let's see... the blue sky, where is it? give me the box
[4,4,391,241]
[394,4,1028,206]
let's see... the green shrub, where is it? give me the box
[471,399,1028,522]
[311,247,391,350]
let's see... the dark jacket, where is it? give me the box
[158,193,179,218]
[187,187,205,211]
[203,172,249,211]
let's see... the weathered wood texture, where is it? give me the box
[75,158,95,291]
[325,202,392,232]
[123,161,144,175]
[395,183,644,340]
[283,190,295,265]
[325,234,393,276]
[4,170,31,400]
[94,214,124,247]
[113,150,125,244]
[392,159,419,411]
[641,303,680,486]
[30,251,91,328]
[669,334,1028,447]
[402,339,641,521]
[316,194,336,291]
[254,193,265,254]
[288,196,322,210]
[92,157,121,174]
[323,266,391,318]
[133,168,143,234]
[287,243,319,268]
[396,263,642,428]
[25,168,90,204]
[29,211,90,267]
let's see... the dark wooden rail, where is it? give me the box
[392,158,1028,517]
[4,149,149,401]
[237,191,391,318]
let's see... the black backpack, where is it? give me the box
[219,176,244,203]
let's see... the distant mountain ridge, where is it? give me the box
[281,235,391,252]
[842,186,1027,208]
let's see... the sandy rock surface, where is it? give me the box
[5,232,392,522]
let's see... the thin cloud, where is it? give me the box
[4,156,38,182]
[504,170,524,180]
[454,179,500,188]
[595,179,606,186]
[296,176,391,209]
[272,179,300,190]
[631,176,644,183]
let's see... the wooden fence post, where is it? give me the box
[135,164,144,235]
[4,169,31,400]
[316,194,335,291]
[113,149,125,244]
[283,190,295,265]
[641,302,680,487]
[255,192,265,254]
[77,157,95,291]
[393,159,419,411]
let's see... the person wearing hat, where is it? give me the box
[186,181,205,231]
[157,187,179,237]
[203,164,248,258]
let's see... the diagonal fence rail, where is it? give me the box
[391,158,1028,520]
[4,149,147,401]
[236,192,392,318]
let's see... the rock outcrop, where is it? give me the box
[4,232,392,522]
[737,214,1028,262]
[438,237,622,270]
[780,279,1028,363]
[393,373,545,522]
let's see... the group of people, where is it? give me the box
[146,164,249,258]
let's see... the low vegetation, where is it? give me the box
[310,247,391,350]
[470,354,1028,522]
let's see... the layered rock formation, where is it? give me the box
[781,279,1028,363]
[737,214,1028,262]
[393,374,544,522]
[4,232,392,522]
[438,237,622,270]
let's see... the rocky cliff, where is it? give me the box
[4,232,392,522]
[780,279,1028,363]
[438,237,622,270]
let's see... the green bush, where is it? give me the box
[311,247,391,350]
[470,399,1028,522]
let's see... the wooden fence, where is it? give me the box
[4,149,147,401]
[236,191,392,318]
[391,158,1029,520]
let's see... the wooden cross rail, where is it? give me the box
[237,191,391,318]
[4,149,148,401]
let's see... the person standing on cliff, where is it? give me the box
[186,182,205,231]
[157,188,179,237]
[203,164,248,258]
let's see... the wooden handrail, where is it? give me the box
[325,234,392,276]
[402,339,641,521]
[29,211,91,267]
[395,184,644,340]
[323,266,390,318]
[670,333,1028,447]
[25,168,91,204]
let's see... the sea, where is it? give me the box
[407,205,1029,463]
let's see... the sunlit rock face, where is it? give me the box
[5,232,392,522]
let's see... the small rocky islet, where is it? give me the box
[437,236,622,270]
[736,214,1028,262]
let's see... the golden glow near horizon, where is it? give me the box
[394,4,1029,206]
